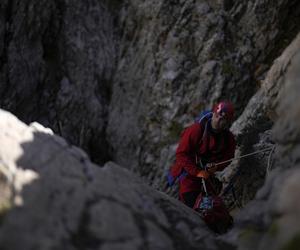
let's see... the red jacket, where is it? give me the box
[170,121,236,195]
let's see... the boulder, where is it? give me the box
[0,109,224,250]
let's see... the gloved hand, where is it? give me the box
[206,163,218,174]
[196,170,210,179]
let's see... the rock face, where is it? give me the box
[1,0,300,193]
[107,0,300,192]
[1,1,300,249]
[221,35,300,250]
[221,32,300,206]
[0,109,225,250]
[0,0,119,164]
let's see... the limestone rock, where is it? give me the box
[0,109,224,250]
[0,0,118,164]
[221,33,300,206]
[1,0,300,193]
[221,35,300,250]
[107,0,300,192]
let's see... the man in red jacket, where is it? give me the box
[169,101,236,208]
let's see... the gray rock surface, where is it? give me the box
[220,35,300,250]
[1,1,300,249]
[220,33,300,207]
[107,0,300,191]
[1,0,300,194]
[0,0,119,164]
[0,109,226,250]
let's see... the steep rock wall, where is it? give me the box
[221,35,300,250]
[221,32,300,207]
[107,0,300,192]
[0,0,118,164]
[1,0,300,203]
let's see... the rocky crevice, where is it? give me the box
[107,0,300,196]
[0,0,120,165]
[2,0,300,194]
[1,1,300,249]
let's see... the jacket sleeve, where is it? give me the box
[175,123,202,176]
[215,132,236,171]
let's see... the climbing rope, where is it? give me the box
[266,145,276,177]
[220,145,276,209]
[214,145,276,167]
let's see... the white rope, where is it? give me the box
[202,178,208,195]
[266,145,276,176]
[217,145,276,209]
[214,145,276,167]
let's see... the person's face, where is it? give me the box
[211,110,231,131]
